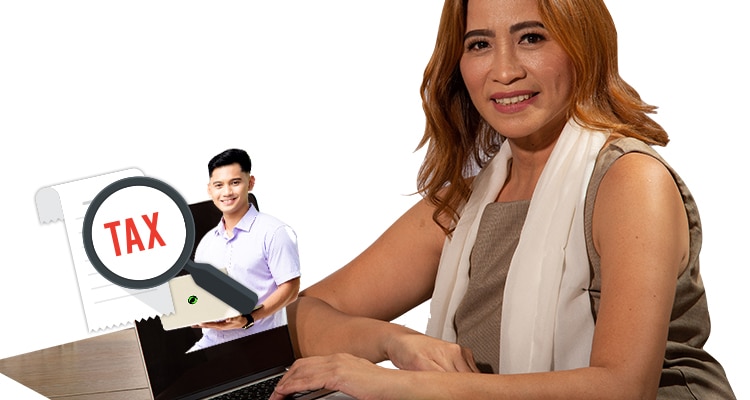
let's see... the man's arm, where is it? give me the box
[196,278,300,330]
[250,277,300,321]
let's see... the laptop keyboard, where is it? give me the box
[211,375,320,400]
[211,375,281,399]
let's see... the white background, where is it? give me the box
[1,1,747,398]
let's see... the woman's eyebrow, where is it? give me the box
[509,20,545,34]
[464,29,494,42]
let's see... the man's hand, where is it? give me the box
[193,315,247,330]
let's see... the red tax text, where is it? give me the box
[103,212,166,256]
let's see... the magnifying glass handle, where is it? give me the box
[184,261,259,315]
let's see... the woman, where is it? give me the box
[271,0,735,398]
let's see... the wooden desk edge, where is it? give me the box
[0,328,151,399]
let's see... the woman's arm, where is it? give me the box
[302,197,447,320]
[288,197,454,360]
[585,152,689,398]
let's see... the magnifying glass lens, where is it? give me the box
[90,185,186,281]
[84,176,257,313]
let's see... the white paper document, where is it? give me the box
[36,168,175,331]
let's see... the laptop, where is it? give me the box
[134,198,354,399]
[134,317,355,399]
[159,270,242,331]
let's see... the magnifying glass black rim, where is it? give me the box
[82,176,196,289]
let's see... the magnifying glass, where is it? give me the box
[82,176,258,315]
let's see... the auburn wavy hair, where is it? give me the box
[417,0,668,234]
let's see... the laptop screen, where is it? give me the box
[133,196,297,399]
[135,318,295,400]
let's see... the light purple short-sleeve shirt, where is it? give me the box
[189,205,300,350]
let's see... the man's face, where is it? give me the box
[207,163,255,217]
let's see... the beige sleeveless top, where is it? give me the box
[454,138,735,398]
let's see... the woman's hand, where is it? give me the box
[270,337,479,400]
[270,353,405,400]
[384,331,479,373]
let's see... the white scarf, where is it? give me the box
[425,119,607,373]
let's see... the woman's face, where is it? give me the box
[460,0,574,145]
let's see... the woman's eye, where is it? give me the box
[520,33,545,44]
[466,39,490,51]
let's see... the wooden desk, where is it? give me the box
[0,329,151,399]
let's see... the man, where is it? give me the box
[188,148,301,351]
